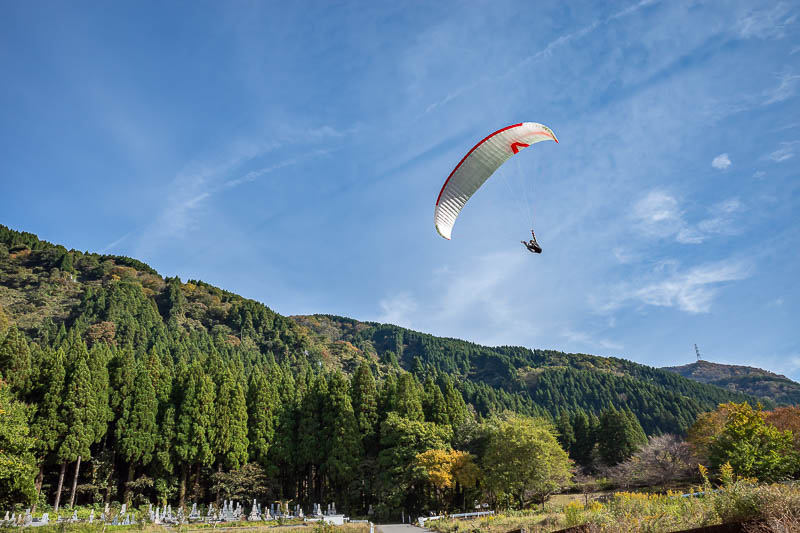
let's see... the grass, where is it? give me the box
[425,482,800,533]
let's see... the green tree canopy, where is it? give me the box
[482,413,572,509]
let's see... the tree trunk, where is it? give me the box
[104,450,115,505]
[54,461,67,512]
[69,455,82,508]
[32,465,44,513]
[179,464,188,509]
[124,463,135,504]
[192,463,202,503]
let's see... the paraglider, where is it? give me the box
[434,122,557,250]
[522,230,542,254]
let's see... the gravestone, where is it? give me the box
[189,502,200,520]
[70,510,78,522]
[248,499,259,521]
[24,509,33,526]
[88,510,94,524]
[40,513,50,525]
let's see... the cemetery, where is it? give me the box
[0,501,360,529]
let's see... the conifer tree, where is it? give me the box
[423,376,449,426]
[325,371,362,507]
[87,343,112,447]
[175,362,216,506]
[117,360,157,503]
[267,363,298,499]
[297,373,328,502]
[570,409,596,467]
[247,369,277,466]
[0,326,32,397]
[29,346,66,507]
[56,341,96,510]
[351,363,378,453]
[395,373,424,421]
[378,372,398,419]
[442,376,468,428]
[213,368,249,470]
[597,405,646,466]
[555,410,576,453]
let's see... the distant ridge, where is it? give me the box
[663,360,800,406]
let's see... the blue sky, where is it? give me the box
[2,1,799,379]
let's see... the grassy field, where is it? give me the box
[425,482,800,533]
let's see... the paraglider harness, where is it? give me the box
[522,230,542,254]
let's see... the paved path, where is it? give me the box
[377,524,431,533]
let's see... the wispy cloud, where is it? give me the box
[711,153,731,170]
[764,69,800,105]
[599,259,752,314]
[736,3,797,40]
[561,327,623,351]
[767,140,800,162]
[134,127,345,257]
[419,0,660,117]
[632,191,744,245]
[100,231,133,253]
[223,148,333,190]
[633,190,682,240]
[521,0,658,65]
[378,291,419,328]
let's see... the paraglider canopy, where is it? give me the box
[434,122,557,240]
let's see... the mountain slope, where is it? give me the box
[292,314,772,434]
[0,224,770,437]
[663,360,800,406]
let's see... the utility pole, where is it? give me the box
[694,344,701,362]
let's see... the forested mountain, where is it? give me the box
[292,315,770,436]
[0,224,771,515]
[663,360,800,406]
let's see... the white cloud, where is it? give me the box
[633,190,682,238]
[753,170,767,179]
[632,191,743,244]
[764,70,800,105]
[561,327,623,351]
[768,141,800,162]
[696,198,743,235]
[736,3,797,40]
[600,259,752,314]
[100,231,133,253]
[378,292,419,328]
[711,153,732,170]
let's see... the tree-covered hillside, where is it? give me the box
[0,224,771,516]
[663,360,800,406]
[292,315,769,435]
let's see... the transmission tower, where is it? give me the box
[694,344,702,361]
